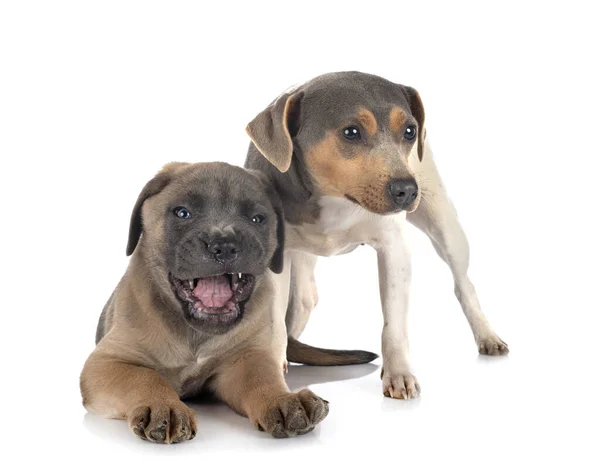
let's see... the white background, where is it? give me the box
[1,1,599,474]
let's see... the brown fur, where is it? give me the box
[80,163,329,443]
[357,108,378,135]
[389,107,408,134]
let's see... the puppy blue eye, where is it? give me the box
[342,126,361,141]
[251,214,266,224]
[174,207,191,219]
[404,126,417,140]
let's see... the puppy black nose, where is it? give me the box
[388,178,419,209]
[207,240,239,264]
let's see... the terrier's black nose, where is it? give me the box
[388,178,419,210]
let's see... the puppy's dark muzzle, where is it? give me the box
[207,239,239,265]
[387,178,419,210]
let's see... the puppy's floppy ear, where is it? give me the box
[269,200,286,274]
[246,91,303,174]
[126,171,172,256]
[403,86,426,161]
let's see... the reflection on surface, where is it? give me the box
[286,362,379,391]
[476,354,510,365]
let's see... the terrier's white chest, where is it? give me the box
[287,196,405,256]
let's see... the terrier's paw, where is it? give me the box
[128,401,197,444]
[255,389,329,438]
[381,367,421,399]
[478,335,509,356]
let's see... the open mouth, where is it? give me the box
[171,273,255,323]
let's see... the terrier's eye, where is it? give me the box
[404,125,417,141]
[251,214,266,224]
[173,207,192,219]
[342,126,361,141]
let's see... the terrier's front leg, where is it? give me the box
[375,221,420,399]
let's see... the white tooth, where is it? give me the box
[189,280,194,289]
[238,273,242,279]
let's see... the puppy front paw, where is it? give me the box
[381,366,421,400]
[255,389,329,438]
[128,401,197,444]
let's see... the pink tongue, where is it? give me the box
[192,275,233,308]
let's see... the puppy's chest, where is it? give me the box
[287,196,398,256]
[159,346,222,398]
